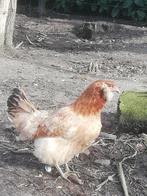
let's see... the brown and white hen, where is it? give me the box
[7,80,119,182]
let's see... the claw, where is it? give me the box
[55,164,83,184]
[67,172,83,185]
[55,172,71,183]
[65,163,80,176]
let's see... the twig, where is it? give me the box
[118,138,142,144]
[94,159,110,167]
[118,162,129,196]
[15,41,23,49]
[95,174,115,191]
[100,132,117,140]
[9,148,32,154]
[92,132,116,146]
[39,32,47,37]
[0,142,32,154]
[26,35,35,45]
[0,143,17,150]
[61,189,69,196]
[118,145,137,196]
[48,104,57,108]
[122,145,137,162]
[141,133,147,147]
[92,139,107,146]
[0,140,10,143]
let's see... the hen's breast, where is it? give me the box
[34,107,102,166]
[34,137,75,165]
[71,114,102,152]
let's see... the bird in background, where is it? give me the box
[7,80,119,183]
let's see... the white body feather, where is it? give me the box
[34,107,101,166]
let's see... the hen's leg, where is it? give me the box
[65,163,70,172]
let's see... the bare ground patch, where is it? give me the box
[0,13,147,196]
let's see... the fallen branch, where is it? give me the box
[26,35,35,45]
[141,133,147,147]
[92,132,116,146]
[0,143,32,154]
[118,162,129,196]
[94,159,110,167]
[95,174,115,191]
[9,148,32,154]
[0,140,10,143]
[39,32,47,36]
[100,132,117,140]
[15,41,23,49]
[118,145,137,196]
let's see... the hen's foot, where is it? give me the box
[55,164,83,184]
[65,163,80,176]
[65,171,83,185]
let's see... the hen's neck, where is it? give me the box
[72,86,106,116]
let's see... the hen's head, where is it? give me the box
[72,80,119,115]
[96,80,120,102]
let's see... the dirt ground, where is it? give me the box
[0,12,147,196]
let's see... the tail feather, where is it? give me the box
[7,88,36,116]
[7,88,43,140]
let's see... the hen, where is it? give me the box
[7,80,119,182]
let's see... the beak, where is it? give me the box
[113,86,120,93]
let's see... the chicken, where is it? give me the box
[7,80,119,182]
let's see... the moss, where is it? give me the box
[118,91,147,133]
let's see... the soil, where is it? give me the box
[0,12,147,196]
